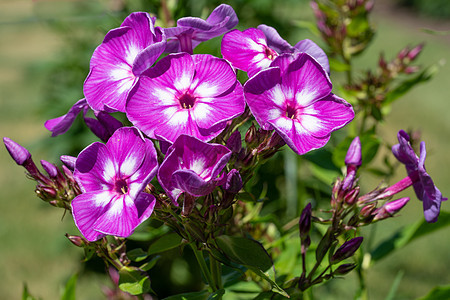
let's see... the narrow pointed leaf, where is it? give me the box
[147,232,183,255]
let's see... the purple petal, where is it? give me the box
[294,39,330,74]
[132,28,166,75]
[222,28,271,74]
[172,169,216,197]
[44,98,89,136]
[257,24,294,53]
[92,194,140,238]
[71,191,112,241]
[134,192,156,223]
[74,142,115,192]
[244,67,283,130]
[299,94,354,138]
[392,130,418,166]
[106,127,147,178]
[283,53,332,107]
[191,54,237,97]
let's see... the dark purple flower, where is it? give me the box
[84,111,123,142]
[71,127,158,241]
[244,53,354,155]
[221,25,329,78]
[44,98,89,137]
[127,52,245,143]
[84,12,166,112]
[223,169,242,193]
[164,4,238,54]
[157,134,231,203]
[390,130,446,223]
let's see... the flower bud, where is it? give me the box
[3,137,31,166]
[330,237,363,264]
[373,197,410,221]
[299,203,312,240]
[245,123,257,146]
[66,234,88,247]
[345,137,362,168]
[60,155,77,171]
[407,43,424,61]
[344,187,360,206]
[333,263,357,275]
[226,130,242,153]
[223,169,243,194]
[40,160,58,178]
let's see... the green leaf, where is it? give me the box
[383,64,438,106]
[140,255,161,271]
[148,232,183,255]
[60,273,77,300]
[118,266,151,295]
[128,248,148,262]
[162,289,208,300]
[371,211,450,262]
[207,289,225,300]
[384,270,403,300]
[332,134,380,168]
[417,285,450,300]
[247,267,290,298]
[215,236,272,271]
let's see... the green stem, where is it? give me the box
[190,243,217,292]
[210,256,223,291]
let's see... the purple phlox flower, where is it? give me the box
[84,12,166,112]
[157,134,231,204]
[84,111,123,142]
[127,52,245,143]
[221,24,329,78]
[244,53,354,155]
[164,4,238,54]
[71,127,158,241]
[388,130,446,223]
[44,98,90,137]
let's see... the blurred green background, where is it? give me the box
[1,0,449,299]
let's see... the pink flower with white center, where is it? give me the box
[126,52,245,143]
[71,127,158,241]
[244,53,354,155]
[221,25,329,78]
[84,12,166,112]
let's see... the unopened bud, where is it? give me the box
[345,137,362,167]
[299,203,312,239]
[226,130,242,153]
[66,234,88,247]
[4,137,32,166]
[60,155,76,171]
[330,237,363,264]
[245,123,257,145]
[333,263,357,275]
[373,197,410,221]
[404,66,419,74]
[223,169,243,194]
[344,187,360,206]
[407,43,424,61]
[41,160,58,178]
[359,203,377,219]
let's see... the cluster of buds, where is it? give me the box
[3,138,80,210]
[311,0,374,59]
[347,43,424,120]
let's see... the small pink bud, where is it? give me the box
[407,43,424,61]
[374,197,410,221]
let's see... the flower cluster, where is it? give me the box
[12,4,354,242]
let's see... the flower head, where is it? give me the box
[244,53,354,155]
[127,52,245,142]
[157,134,231,203]
[71,127,158,241]
[222,25,329,78]
[84,12,166,112]
[164,4,238,54]
[392,130,446,223]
